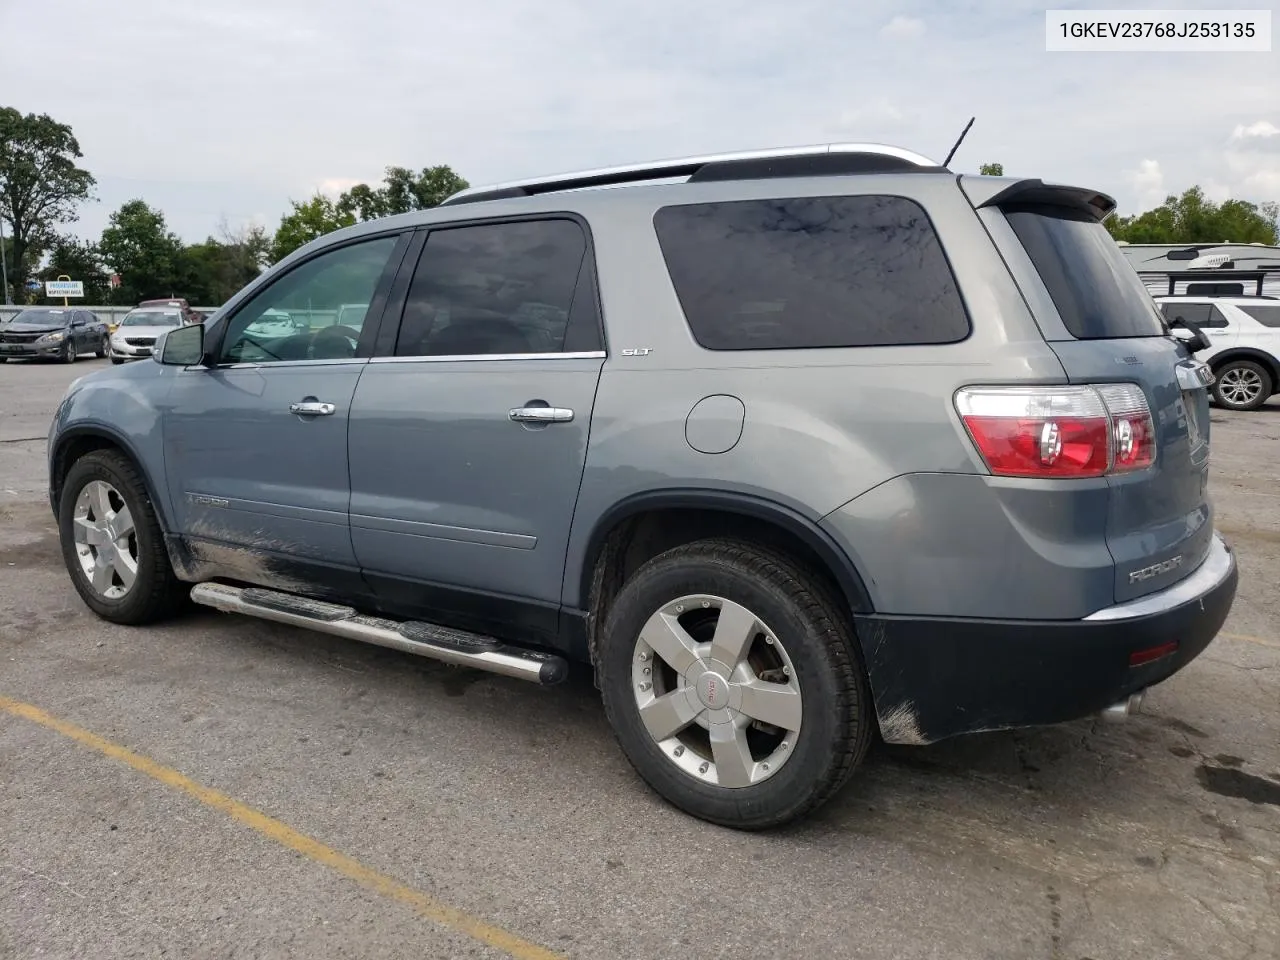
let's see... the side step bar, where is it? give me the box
[189,583,569,685]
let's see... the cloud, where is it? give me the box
[1222,118,1280,203]
[1129,159,1166,207]
[314,178,365,198]
[831,100,911,135]
[879,15,925,39]
[1228,120,1280,152]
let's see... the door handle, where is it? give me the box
[509,405,574,424]
[290,401,336,416]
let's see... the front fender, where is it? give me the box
[48,365,175,529]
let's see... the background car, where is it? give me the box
[108,305,185,363]
[243,308,307,339]
[1156,295,1280,410]
[138,298,205,325]
[0,308,108,363]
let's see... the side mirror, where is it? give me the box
[156,323,205,365]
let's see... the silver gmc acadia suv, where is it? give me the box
[48,143,1239,829]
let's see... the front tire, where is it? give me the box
[597,539,873,829]
[62,340,77,363]
[58,450,186,625]
[1212,359,1272,411]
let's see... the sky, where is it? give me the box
[1,0,1277,245]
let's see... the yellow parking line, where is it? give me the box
[1219,631,1280,649]
[0,696,565,960]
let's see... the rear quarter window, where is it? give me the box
[1239,304,1280,328]
[653,195,970,350]
[1004,204,1165,340]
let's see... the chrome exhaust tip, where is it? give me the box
[1100,690,1146,722]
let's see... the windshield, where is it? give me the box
[8,309,69,329]
[121,310,182,327]
[1004,204,1165,339]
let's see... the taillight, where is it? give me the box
[955,384,1156,478]
[1095,384,1156,471]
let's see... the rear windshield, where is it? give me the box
[1005,204,1165,340]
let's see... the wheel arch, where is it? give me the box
[1209,349,1280,392]
[573,489,875,666]
[50,426,172,532]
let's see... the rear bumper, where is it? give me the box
[855,533,1238,745]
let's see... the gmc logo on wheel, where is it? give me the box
[705,677,720,706]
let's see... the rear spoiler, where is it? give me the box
[959,176,1117,222]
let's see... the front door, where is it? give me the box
[347,217,606,638]
[161,233,405,592]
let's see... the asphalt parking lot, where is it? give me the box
[2,357,1278,960]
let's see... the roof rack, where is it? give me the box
[1144,268,1278,298]
[440,143,946,206]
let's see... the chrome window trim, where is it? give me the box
[370,350,607,364]
[189,357,369,371]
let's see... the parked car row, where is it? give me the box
[0,299,205,364]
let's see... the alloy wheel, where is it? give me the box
[1218,366,1264,407]
[72,480,139,600]
[631,594,803,787]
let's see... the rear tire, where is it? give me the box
[96,337,108,358]
[597,538,873,830]
[111,357,124,365]
[58,450,186,625]
[1212,359,1272,411]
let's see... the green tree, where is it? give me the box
[1106,186,1279,244]
[179,234,269,304]
[99,200,185,304]
[0,107,96,303]
[38,235,110,301]
[270,194,355,263]
[979,162,1004,176]
[336,165,469,221]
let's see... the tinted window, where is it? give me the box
[1005,205,1164,339]
[221,236,398,363]
[653,196,968,350]
[1240,304,1280,328]
[395,219,590,357]
[1160,303,1228,328]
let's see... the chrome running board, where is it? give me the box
[189,583,568,685]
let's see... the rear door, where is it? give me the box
[977,194,1215,604]
[347,216,605,635]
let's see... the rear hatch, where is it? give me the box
[971,181,1215,604]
